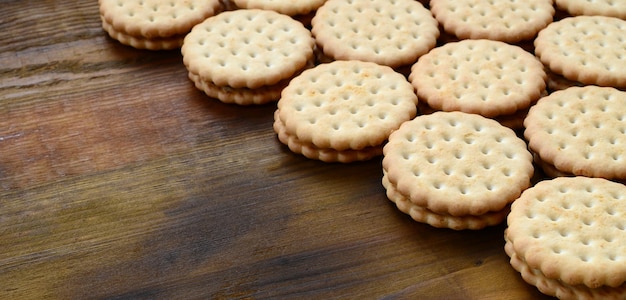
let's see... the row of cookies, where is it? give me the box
[98,1,626,298]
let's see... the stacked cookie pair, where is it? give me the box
[409,39,547,130]
[505,177,626,299]
[555,0,626,21]
[535,15,626,91]
[181,9,315,105]
[224,0,327,26]
[525,86,626,182]
[310,0,439,70]
[98,0,223,50]
[382,111,534,230]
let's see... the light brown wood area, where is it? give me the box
[1,1,552,299]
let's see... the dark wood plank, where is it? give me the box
[0,1,552,299]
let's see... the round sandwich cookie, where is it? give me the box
[524,86,626,181]
[231,0,326,15]
[535,15,626,88]
[274,60,418,163]
[555,0,626,20]
[230,0,327,26]
[99,0,222,50]
[409,39,546,120]
[182,9,315,105]
[505,177,626,299]
[429,0,555,43]
[382,111,534,230]
[311,0,439,68]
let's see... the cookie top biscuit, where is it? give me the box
[555,0,626,19]
[535,16,626,88]
[187,72,285,105]
[277,60,418,151]
[409,39,546,117]
[430,0,554,43]
[311,0,439,68]
[383,111,534,217]
[182,9,315,89]
[506,177,626,288]
[99,0,222,38]
[524,86,626,180]
[232,0,327,16]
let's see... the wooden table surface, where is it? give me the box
[1,1,554,299]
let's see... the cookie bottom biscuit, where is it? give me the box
[189,72,284,105]
[101,17,184,50]
[274,111,383,163]
[383,173,508,230]
[189,58,315,105]
[505,241,626,300]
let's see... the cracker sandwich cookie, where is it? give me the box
[99,0,222,50]
[430,0,554,43]
[182,9,315,105]
[524,86,626,181]
[230,0,326,26]
[274,60,418,163]
[311,0,439,68]
[535,15,626,88]
[505,177,626,299]
[555,0,626,19]
[382,111,534,230]
[409,39,546,128]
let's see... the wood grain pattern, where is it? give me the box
[1,1,552,299]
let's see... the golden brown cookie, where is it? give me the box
[182,9,315,104]
[524,86,626,180]
[382,111,534,229]
[311,0,439,68]
[555,0,626,19]
[410,39,546,118]
[430,0,554,43]
[274,60,418,162]
[231,0,326,16]
[505,177,626,299]
[99,0,222,50]
[535,15,626,88]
